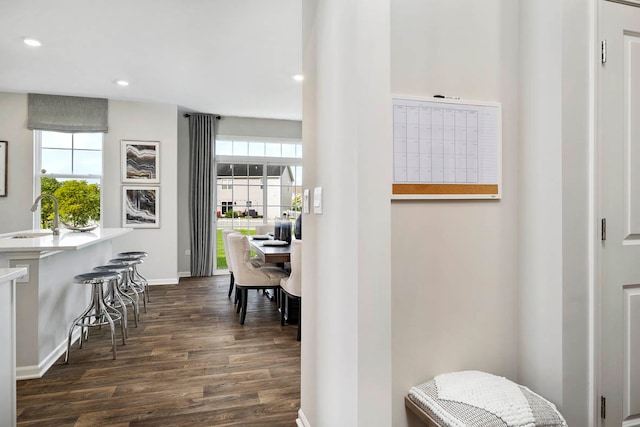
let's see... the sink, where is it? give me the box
[9,232,53,239]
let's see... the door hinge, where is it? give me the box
[601,40,607,64]
[601,218,607,241]
[601,396,606,419]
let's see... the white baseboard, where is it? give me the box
[178,271,191,278]
[148,278,179,285]
[17,329,81,380]
[16,364,41,380]
[297,409,310,427]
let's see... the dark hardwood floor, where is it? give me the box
[17,275,301,426]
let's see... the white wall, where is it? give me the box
[390,1,519,426]
[0,92,35,233]
[176,114,302,276]
[0,92,179,284]
[217,116,302,139]
[105,100,178,284]
[301,0,392,425]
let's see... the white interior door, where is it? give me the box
[599,1,640,425]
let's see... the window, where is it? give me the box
[35,131,103,229]
[217,138,303,160]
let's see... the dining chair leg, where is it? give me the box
[227,272,234,298]
[236,288,242,313]
[239,288,248,325]
[234,285,239,305]
[280,289,286,326]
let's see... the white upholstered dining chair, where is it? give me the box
[255,224,273,235]
[222,229,270,302]
[226,233,289,325]
[280,239,301,341]
[221,229,239,299]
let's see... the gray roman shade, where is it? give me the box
[27,93,108,133]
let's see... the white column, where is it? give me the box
[301,0,392,426]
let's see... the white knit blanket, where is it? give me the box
[434,371,535,427]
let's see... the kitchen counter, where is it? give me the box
[0,267,27,283]
[0,228,132,379]
[0,228,131,252]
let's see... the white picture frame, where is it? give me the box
[122,186,160,228]
[121,140,160,183]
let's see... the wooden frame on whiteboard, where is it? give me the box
[391,95,502,200]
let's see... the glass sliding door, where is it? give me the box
[216,163,261,270]
[266,165,302,223]
[214,138,302,272]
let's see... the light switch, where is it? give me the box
[303,189,310,214]
[313,187,323,214]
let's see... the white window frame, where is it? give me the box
[33,130,104,229]
[216,135,303,160]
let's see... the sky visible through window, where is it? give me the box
[41,131,102,176]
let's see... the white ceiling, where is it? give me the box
[0,0,302,120]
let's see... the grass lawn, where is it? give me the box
[216,228,255,270]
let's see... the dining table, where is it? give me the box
[249,236,292,264]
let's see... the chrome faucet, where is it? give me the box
[31,194,60,235]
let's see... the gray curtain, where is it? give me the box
[27,93,108,132]
[188,114,216,276]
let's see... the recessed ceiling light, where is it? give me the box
[115,80,129,86]
[23,38,41,47]
[292,74,304,82]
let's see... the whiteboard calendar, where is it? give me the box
[391,96,502,199]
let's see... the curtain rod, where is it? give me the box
[183,113,221,119]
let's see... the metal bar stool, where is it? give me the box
[110,258,146,314]
[116,251,149,302]
[65,271,125,363]
[94,264,139,333]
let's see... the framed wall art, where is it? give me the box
[122,186,160,228]
[0,141,6,197]
[121,140,160,183]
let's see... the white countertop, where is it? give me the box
[0,228,132,253]
[0,268,28,283]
